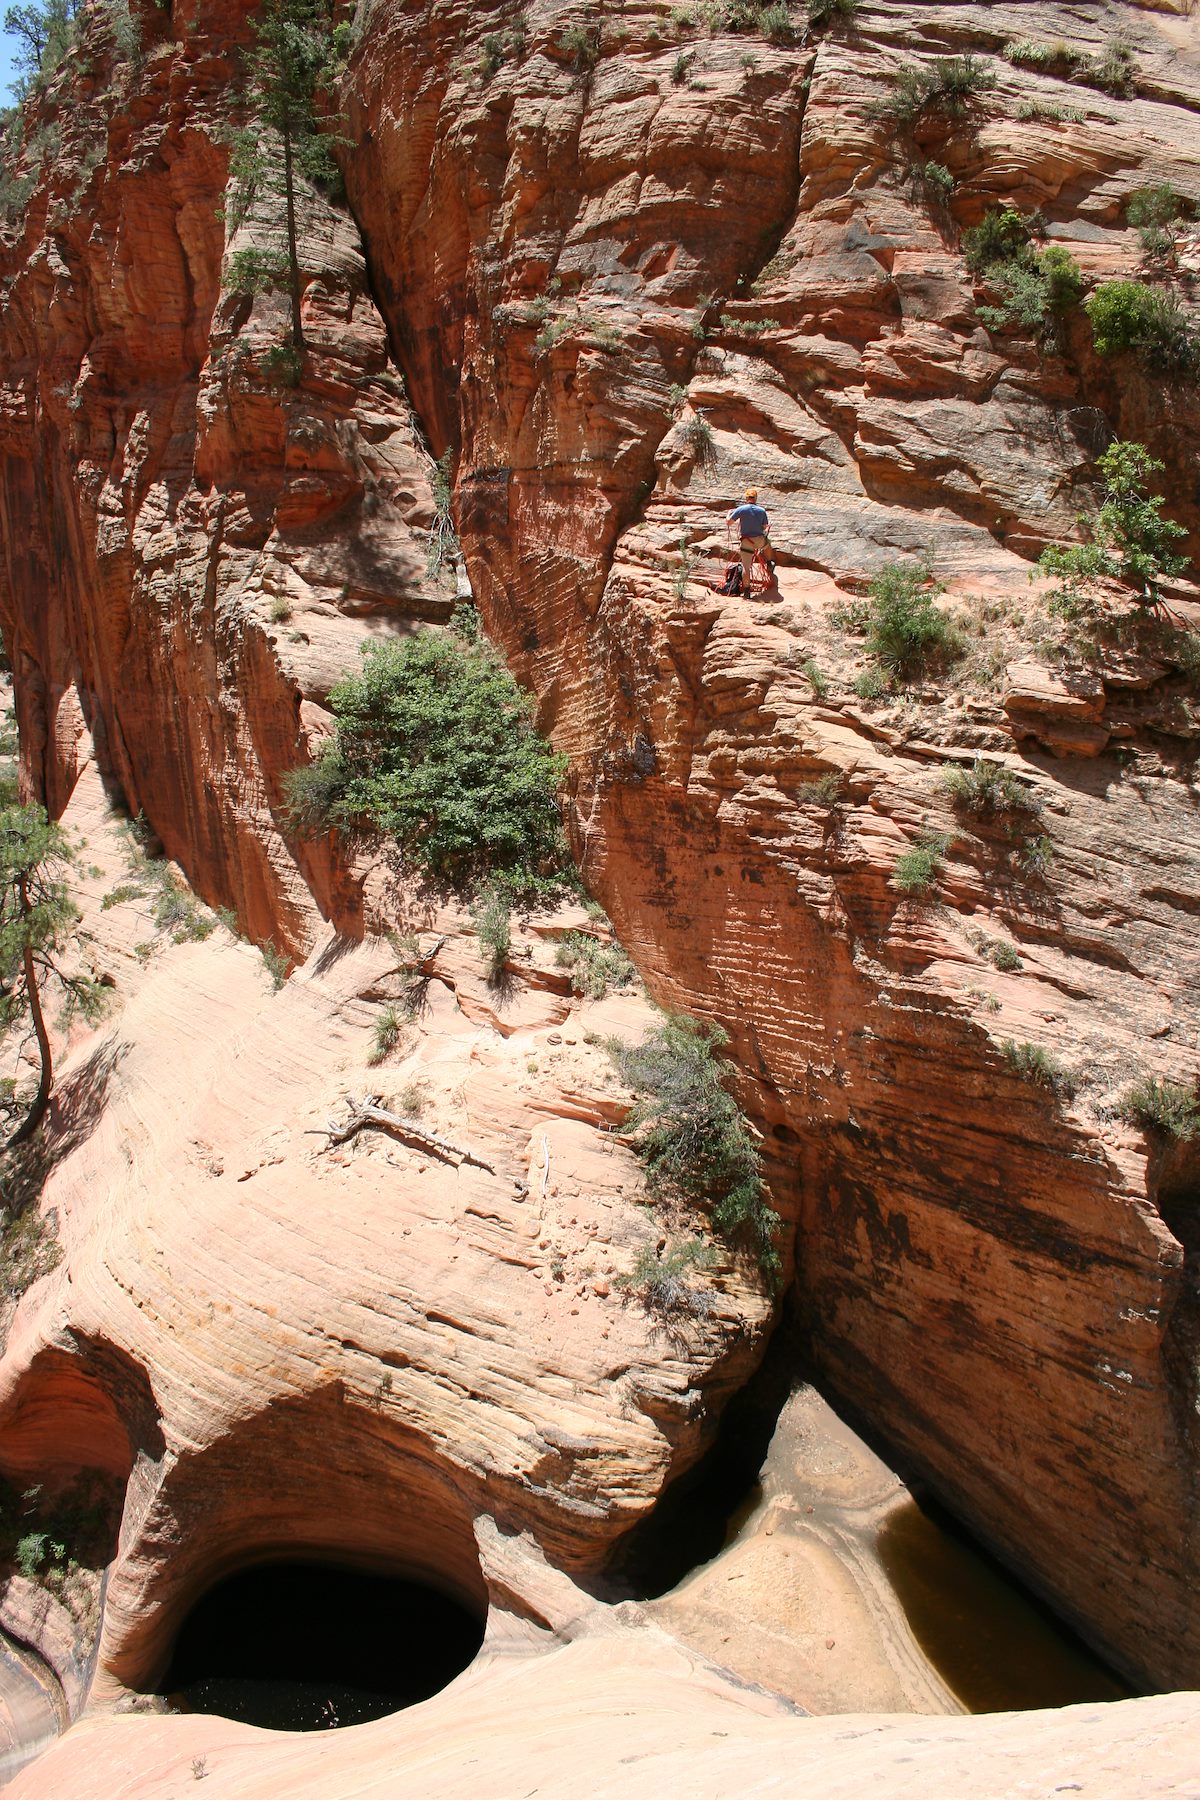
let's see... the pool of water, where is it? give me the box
[162,1561,485,1731]
[876,1498,1130,1712]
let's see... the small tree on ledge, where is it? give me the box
[1038,439,1190,619]
[0,805,105,1149]
[227,0,341,370]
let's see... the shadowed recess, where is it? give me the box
[161,1561,486,1731]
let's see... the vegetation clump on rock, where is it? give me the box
[1086,280,1199,376]
[1119,1076,1200,1141]
[1039,439,1190,616]
[940,758,1041,817]
[610,1014,781,1283]
[836,561,961,687]
[963,207,1083,342]
[283,622,569,900]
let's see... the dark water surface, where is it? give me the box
[163,1562,485,1731]
[876,1498,1131,1712]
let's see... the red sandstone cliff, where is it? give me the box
[0,0,1198,1707]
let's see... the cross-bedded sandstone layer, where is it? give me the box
[0,0,1198,1710]
[340,0,1200,1688]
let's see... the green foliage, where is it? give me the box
[616,1237,715,1317]
[367,1003,404,1066]
[671,0,796,38]
[1087,39,1135,98]
[1119,1075,1200,1140]
[892,832,951,897]
[3,0,80,91]
[1020,833,1054,878]
[1001,1039,1074,1093]
[939,758,1040,815]
[471,881,511,982]
[964,209,1082,340]
[681,410,717,469]
[870,54,995,130]
[269,595,293,624]
[261,939,290,989]
[118,827,217,944]
[426,449,459,579]
[672,48,695,84]
[227,0,343,358]
[989,939,1022,972]
[800,660,828,699]
[1003,36,1135,96]
[478,31,519,80]
[861,560,960,680]
[1085,280,1198,376]
[673,537,696,600]
[224,246,290,295]
[610,1014,780,1282]
[794,770,842,806]
[805,0,857,26]
[1126,185,1192,267]
[907,159,955,204]
[852,665,886,700]
[554,929,635,998]
[0,1470,116,1598]
[1038,439,1189,608]
[262,343,303,386]
[557,23,599,73]
[718,314,780,336]
[450,601,482,644]
[282,632,569,898]
[0,805,106,1147]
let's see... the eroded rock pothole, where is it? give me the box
[160,1561,485,1731]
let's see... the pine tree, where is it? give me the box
[0,805,105,1148]
[227,0,340,370]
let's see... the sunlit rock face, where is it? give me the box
[0,0,1199,1727]
[341,0,1200,1689]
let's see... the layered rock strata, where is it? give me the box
[0,0,1198,1706]
[0,758,769,1720]
[340,0,1200,1688]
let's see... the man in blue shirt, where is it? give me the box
[727,487,772,589]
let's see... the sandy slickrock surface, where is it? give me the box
[8,1636,1200,1800]
[0,760,769,1728]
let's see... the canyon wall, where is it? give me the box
[0,0,1197,1706]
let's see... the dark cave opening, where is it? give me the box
[161,1561,486,1731]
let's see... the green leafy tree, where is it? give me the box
[227,0,340,362]
[0,805,104,1148]
[1039,439,1189,609]
[282,632,570,897]
[3,1,78,89]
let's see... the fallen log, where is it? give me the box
[309,1093,496,1174]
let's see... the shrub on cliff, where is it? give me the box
[1126,186,1193,269]
[869,54,994,130]
[0,804,107,1148]
[1119,1076,1200,1140]
[610,1014,781,1283]
[963,209,1082,342]
[1038,439,1189,613]
[1085,281,1199,376]
[860,561,961,681]
[940,758,1041,817]
[282,631,569,899]
[616,1237,715,1318]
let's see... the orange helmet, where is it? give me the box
[745,487,758,500]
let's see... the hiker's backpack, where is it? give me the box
[718,561,744,596]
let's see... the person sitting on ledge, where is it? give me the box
[727,487,773,588]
